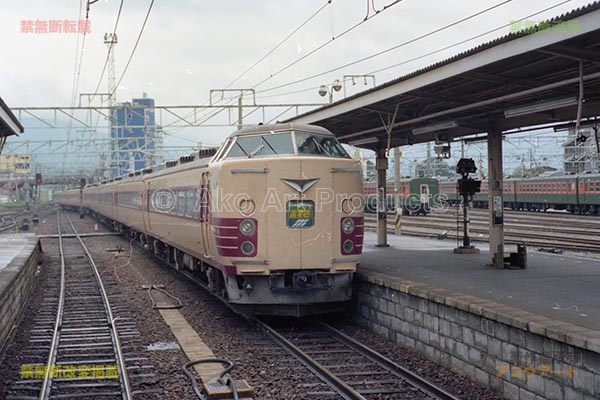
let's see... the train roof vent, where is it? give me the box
[198,148,218,159]
[179,155,195,164]
[166,160,178,168]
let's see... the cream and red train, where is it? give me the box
[59,123,364,316]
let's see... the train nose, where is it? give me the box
[267,158,339,268]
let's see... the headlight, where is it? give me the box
[343,239,354,254]
[239,219,256,236]
[342,217,355,234]
[241,241,255,255]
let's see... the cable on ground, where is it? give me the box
[146,285,183,309]
[182,359,239,400]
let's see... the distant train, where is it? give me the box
[364,177,439,215]
[58,124,364,316]
[365,174,600,215]
[440,174,600,214]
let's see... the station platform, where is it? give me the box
[0,234,41,353]
[359,231,600,331]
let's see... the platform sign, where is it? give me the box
[286,200,314,228]
[493,195,503,225]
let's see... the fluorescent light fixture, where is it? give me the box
[504,97,578,118]
[412,121,458,135]
[349,137,378,146]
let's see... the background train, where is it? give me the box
[365,173,600,215]
[364,177,439,214]
[59,123,364,317]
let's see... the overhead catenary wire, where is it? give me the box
[69,0,85,108]
[170,0,404,130]
[254,0,576,100]
[89,0,125,104]
[72,1,100,105]
[250,0,404,90]
[368,0,574,75]
[256,0,513,94]
[223,0,332,90]
[165,1,335,131]
[108,0,155,101]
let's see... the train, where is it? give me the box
[364,174,600,215]
[58,123,364,317]
[439,174,600,214]
[363,177,440,215]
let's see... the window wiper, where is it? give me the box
[313,137,332,156]
[234,141,249,156]
[261,137,277,154]
[248,143,264,158]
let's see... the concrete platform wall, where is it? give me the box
[0,237,41,355]
[353,271,600,400]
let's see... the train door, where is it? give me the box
[199,171,211,258]
[142,180,150,232]
[420,184,430,206]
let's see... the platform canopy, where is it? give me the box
[0,97,23,138]
[0,96,23,154]
[285,2,600,150]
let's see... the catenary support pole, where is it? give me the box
[487,130,504,268]
[376,146,389,247]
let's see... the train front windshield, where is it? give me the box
[295,132,349,158]
[224,131,349,159]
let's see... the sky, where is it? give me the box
[0,0,595,175]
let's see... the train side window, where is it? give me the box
[169,191,177,215]
[185,189,194,217]
[177,190,186,216]
[192,189,200,219]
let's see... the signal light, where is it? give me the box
[35,173,42,185]
[576,134,588,144]
[80,178,87,188]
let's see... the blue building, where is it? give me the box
[111,95,156,177]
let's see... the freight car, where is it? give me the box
[59,124,364,316]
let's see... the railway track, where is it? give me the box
[175,258,460,399]
[256,319,459,400]
[6,211,155,399]
[364,211,600,253]
[421,209,600,231]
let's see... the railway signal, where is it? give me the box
[454,158,481,254]
[35,173,42,185]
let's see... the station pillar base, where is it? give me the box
[453,246,480,254]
